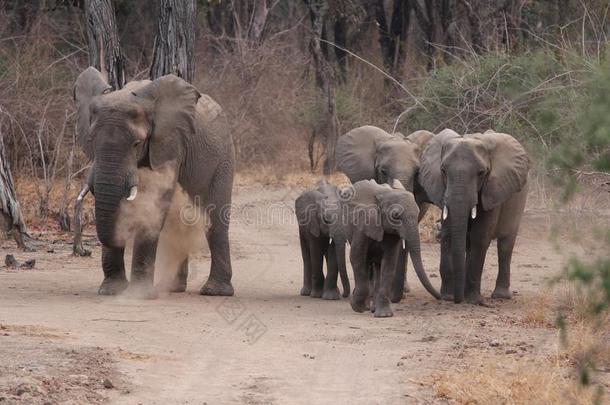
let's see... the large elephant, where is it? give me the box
[419,129,529,304]
[73,67,235,298]
[295,180,350,300]
[341,179,440,317]
[335,125,434,302]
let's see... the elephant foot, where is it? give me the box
[390,289,404,304]
[168,283,187,293]
[491,287,513,299]
[441,283,454,301]
[465,291,484,306]
[98,277,128,296]
[300,285,312,296]
[341,288,350,298]
[310,286,324,298]
[322,288,341,300]
[441,293,454,301]
[351,295,370,313]
[200,278,234,296]
[125,282,159,300]
[373,298,393,318]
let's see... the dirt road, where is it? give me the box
[0,185,591,404]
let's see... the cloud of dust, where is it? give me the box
[114,166,209,291]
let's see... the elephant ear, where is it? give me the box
[295,190,325,237]
[73,67,112,160]
[138,75,201,170]
[406,130,434,157]
[469,132,529,210]
[336,126,392,183]
[419,129,461,206]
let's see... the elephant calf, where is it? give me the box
[341,180,440,317]
[295,180,350,300]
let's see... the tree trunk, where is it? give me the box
[0,130,30,250]
[150,0,196,83]
[85,0,125,89]
[304,0,339,175]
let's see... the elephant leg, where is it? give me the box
[390,249,406,303]
[309,237,326,298]
[374,239,400,318]
[322,242,340,300]
[492,234,517,299]
[370,262,379,313]
[299,228,312,296]
[201,164,234,296]
[465,222,493,305]
[128,233,160,299]
[98,245,128,295]
[439,224,454,301]
[350,235,370,313]
[169,257,189,293]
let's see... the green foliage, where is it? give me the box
[402,50,590,165]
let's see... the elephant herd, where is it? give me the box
[297,125,529,317]
[72,68,529,316]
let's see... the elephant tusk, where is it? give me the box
[329,237,333,245]
[471,205,477,219]
[126,186,138,201]
[442,205,448,220]
[402,239,406,250]
[76,185,89,202]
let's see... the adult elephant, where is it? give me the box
[73,67,235,298]
[419,129,529,304]
[335,125,434,302]
[341,179,440,317]
[295,180,350,300]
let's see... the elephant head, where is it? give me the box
[419,129,529,302]
[335,126,433,193]
[345,179,440,299]
[73,67,201,247]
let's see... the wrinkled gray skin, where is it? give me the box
[295,180,350,300]
[341,180,441,317]
[420,129,529,304]
[336,125,434,303]
[74,67,235,299]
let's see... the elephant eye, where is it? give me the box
[133,140,142,147]
[391,211,401,220]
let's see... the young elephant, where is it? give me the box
[295,180,350,300]
[419,129,529,304]
[342,180,440,317]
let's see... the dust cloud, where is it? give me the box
[115,166,208,290]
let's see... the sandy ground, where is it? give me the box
[0,184,605,404]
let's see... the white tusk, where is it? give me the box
[126,186,138,201]
[442,205,448,220]
[402,239,406,250]
[76,185,89,202]
[471,205,477,219]
[329,237,333,245]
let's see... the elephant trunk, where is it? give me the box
[334,240,350,297]
[448,203,469,303]
[403,223,441,299]
[93,149,137,247]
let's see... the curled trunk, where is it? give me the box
[405,226,440,299]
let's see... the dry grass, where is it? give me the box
[433,358,603,405]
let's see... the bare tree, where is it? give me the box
[150,0,196,82]
[304,0,340,175]
[84,0,126,89]
[0,128,31,251]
